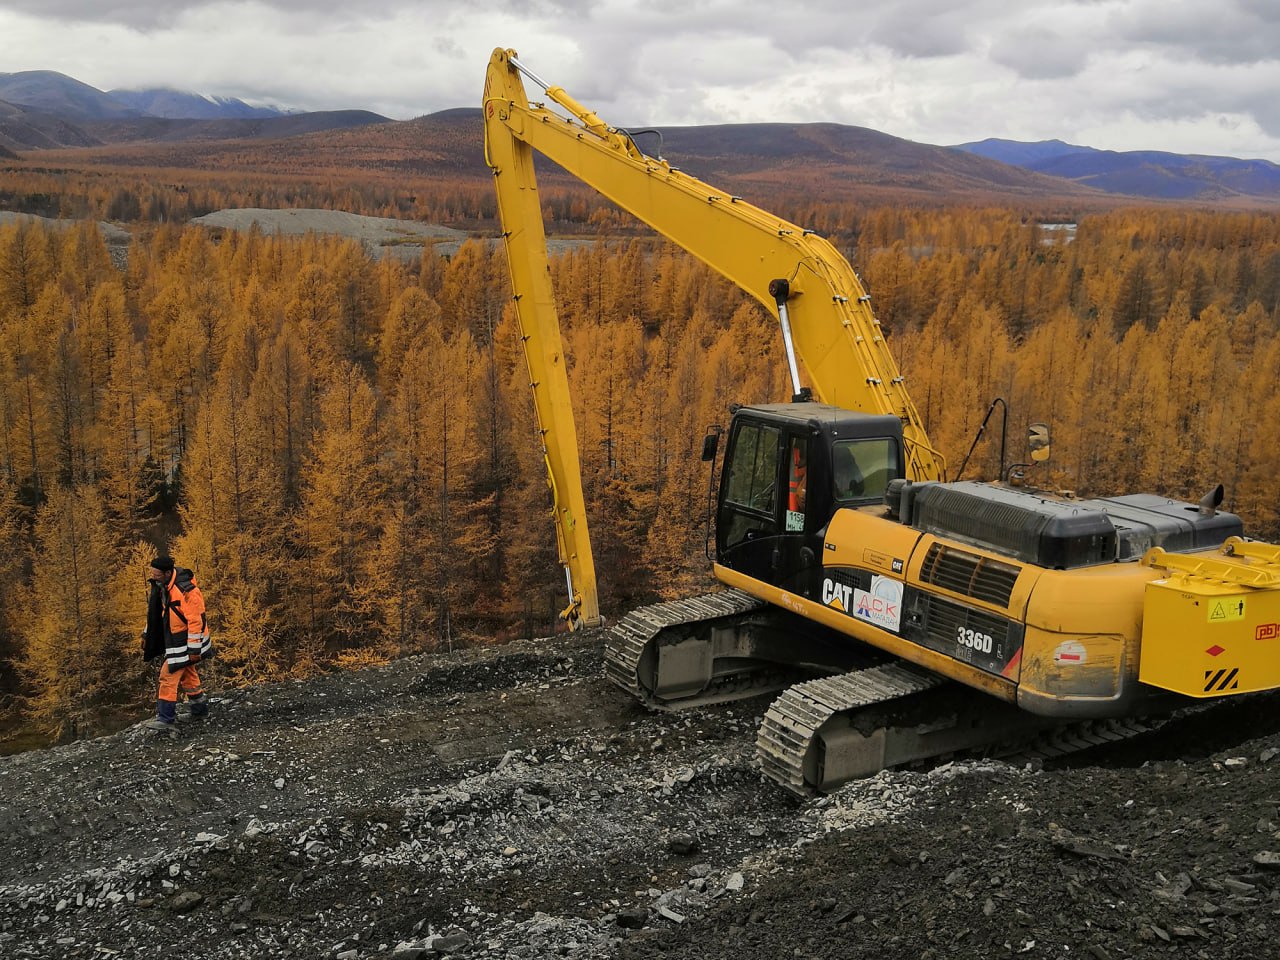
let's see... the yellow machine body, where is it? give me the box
[1139,540,1280,698]
[717,496,1280,720]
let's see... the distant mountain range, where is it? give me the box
[0,70,291,122]
[24,107,1097,209]
[953,138,1280,201]
[107,88,292,121]
[0,70,389,151]
[0,70,140,122]
[1,70,1278,205]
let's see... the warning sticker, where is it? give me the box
[1208,597,1246,623]
[1053,640,1087,665]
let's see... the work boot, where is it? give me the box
[147,699,178,730]
[178,694,209,720]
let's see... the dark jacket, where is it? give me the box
[143,581,166,663]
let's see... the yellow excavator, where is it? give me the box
[482,48,1280,794]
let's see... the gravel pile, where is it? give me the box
[190,208,469,258]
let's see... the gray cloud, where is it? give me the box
[988,25,1091,79]
[1106,0,1280,66]
[862,1,991,58]
[0,1,188,28]
[3,0,553,29]
[1243,91,1280,140]
[1,0,1279,161]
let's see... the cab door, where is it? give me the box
[716,417,815,593]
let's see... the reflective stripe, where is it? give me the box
[187,630,213,657]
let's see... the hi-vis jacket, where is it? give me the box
[159,568,210,671]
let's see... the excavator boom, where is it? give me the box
[483,48,945,626]
[483,50,600,629]
[485,50,943,476]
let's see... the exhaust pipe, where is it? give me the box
[1199,484,1224,517]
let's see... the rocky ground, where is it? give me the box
[0,628,1277,960]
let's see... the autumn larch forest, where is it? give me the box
[1,167,1279,747]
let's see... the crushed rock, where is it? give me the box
[0,629,1277,960]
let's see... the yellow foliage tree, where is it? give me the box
[15,485,134,739]
[291,363,385,654]
[0,478,27,664]
[0,220,53,325]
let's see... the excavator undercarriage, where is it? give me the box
[602,599,1199,795]
[604,591,879,710]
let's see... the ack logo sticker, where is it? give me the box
[821,575,904,633]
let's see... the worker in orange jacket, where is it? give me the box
[788,444,808,513]
[142,556,211,729]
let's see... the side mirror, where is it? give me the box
[1028,422,1051,463]
[701,430,721,462]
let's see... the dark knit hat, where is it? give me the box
[150,556,175,572]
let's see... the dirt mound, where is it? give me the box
[0,630,1276,959]
[191,208,470,258]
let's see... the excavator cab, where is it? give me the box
[715,403,905,598]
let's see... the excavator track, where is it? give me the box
[758,668,1204,796]
[607,595,1236,795]
[992,716,1172,766]
[757,662,947,794]
[603,590,772,709]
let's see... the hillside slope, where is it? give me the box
[29,109,1106,208]
[0,99,99,151]
[1,630,1276,960]
[81,110,392,145]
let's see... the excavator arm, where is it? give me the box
[483,47,946,628]
[483,51,601,630]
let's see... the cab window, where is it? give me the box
[831,438,899,503]
[724,422,780,513]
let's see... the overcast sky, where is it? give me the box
[3,0,1279,161]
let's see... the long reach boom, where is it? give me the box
[483,47,945,627]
